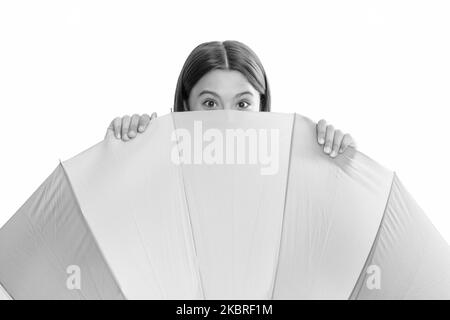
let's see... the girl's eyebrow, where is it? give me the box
[198,90,254,98]
[198,90,219,98]
[235,91,253,97]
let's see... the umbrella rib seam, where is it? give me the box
[270,112,297,299]
[170,112,206,299]
[347,171,396,300]
[60,161,127,300]
[13,166,88,300]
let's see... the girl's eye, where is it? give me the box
[237,101,250,109]
[202,99,217,109]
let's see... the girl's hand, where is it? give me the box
[316,119,356,158]
[105,112,157,141]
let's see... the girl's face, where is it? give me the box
[186,69,261,112]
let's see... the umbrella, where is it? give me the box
[0,110,449,299]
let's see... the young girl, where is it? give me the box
[105,40,355,158]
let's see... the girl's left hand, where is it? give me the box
[316,119,356,158]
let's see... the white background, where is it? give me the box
[0,1,449,243]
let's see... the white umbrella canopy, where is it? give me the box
[0,110,449,299]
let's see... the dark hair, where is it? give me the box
[174,40,271,112]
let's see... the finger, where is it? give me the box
[330,129,344,158]
[138,113,151,133]
[316,119,327,145]
[150,112,157,120]
[339,134,355,153]
[323,125,334,154]
[128,114,140,139]
[112,117,122,139]
[121,115,131,141]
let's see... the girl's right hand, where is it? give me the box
[105,112,157,141]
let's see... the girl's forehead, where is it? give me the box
[191,69,257,95]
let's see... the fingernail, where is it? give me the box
[324,146,331,153]
[339,148,344,153]
[318,138,324,144]
[138,126,144,132]
[116,133,121,139]
[330,151,337,157]
[128,130,136,137]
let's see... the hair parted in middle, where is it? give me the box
[173,40,271,112]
